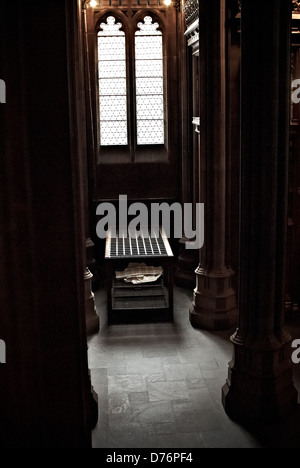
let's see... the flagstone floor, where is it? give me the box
[88,287,300,449]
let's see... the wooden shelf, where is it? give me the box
[112,278,169,311]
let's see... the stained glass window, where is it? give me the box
[135,16,165,145]
[98,17,128,146]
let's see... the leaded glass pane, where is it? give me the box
[136,78,163,95]
[98,36,126,61]
[99,96,127,121]
[135,60,163,78]
[135,37,163,60]
[137,120,164,145]
[100,121,128,146]
[99,78,127,96]
[136,96,164,120]
[98,60,126,79]
[98,16,128,146]
[135,16,165,146]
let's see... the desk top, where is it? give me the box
[105,228,174,260]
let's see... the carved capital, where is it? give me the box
[184,18,199,55]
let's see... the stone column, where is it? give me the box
[190,0,238,330]
[175,1,199,290]
[0,0,94,447]
[82,2,100,335]
[222,0,298,422]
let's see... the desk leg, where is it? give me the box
[105,262,113,325]
[168,262,174,321]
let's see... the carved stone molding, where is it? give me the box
[293,1,300,12]
[183,0,199,56]
[183,0,199,28]
[184,19,199,55]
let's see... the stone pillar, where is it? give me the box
[190,0,238,330]
[222,0,298,422]
[175,1,199,290]
[0,0,94,447]
[83,2,100,334]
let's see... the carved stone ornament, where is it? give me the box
[183,0,199,28]
[183,0,199,55]
[293,1,300,12]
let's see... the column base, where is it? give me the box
[86,302,100,336]
[190,267,238,331]
[87,371,99,430]
[85,268,100,336]
[222,333,298,423]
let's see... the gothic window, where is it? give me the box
[97,14,166,150]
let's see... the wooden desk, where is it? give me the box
[105,229,174,324]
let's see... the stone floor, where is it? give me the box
[88,287,300,449]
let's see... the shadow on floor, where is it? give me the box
[240,405,300,449]
[90,286,300,448]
